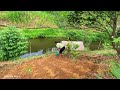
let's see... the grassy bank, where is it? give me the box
[22,28,66,38]
[0,11,70,28]
[0,26,110,44]
[22,28,109,43]
[86,49,117,56]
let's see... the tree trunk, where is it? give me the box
[110,37,120,59]
[110,12,120,59]
[116,48,120,59]
[98,40,101,49]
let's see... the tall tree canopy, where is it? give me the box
[67,11,120,58]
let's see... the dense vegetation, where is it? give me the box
[68,11,120,58]
[0,11,118,59]
[0,11,70,28]
[0,26,28,61]
[22,28,108,42]
[0,11,120,79]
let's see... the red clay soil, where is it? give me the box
[0,54,116,79]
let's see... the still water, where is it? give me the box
[27,37,103,53]
[20,37,103,58]
[27,37,68,53]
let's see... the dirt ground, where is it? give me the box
[0,54,116,79]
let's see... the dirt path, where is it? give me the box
[0,54,115,79]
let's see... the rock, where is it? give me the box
[61,41,84,51]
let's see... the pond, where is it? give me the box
[27,37,68,53]
[20,37,67,58]
[20,37,103,58]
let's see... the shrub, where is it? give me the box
[102,42,112,50]
[67,31,78,41]
[63,42,80,60]
[0,26,28,61]
[65,42,72,57]
[71,51,80,61]
[0,50,3,60]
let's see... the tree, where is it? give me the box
[67,11,120,58]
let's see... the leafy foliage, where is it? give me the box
[67,11,119,30]
[23,28,109,48]
[110,60,120,79]
[48,11,71,28]
[0,11,71,28]
[113,37,120,48]
[0,26,28,61]
[67,11,120,58]
[7,11,31,23]
[102,42,112,50]
[113,37,120,57]
[63,42,80,60]
[67,31,78,41]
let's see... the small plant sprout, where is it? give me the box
[25,66,32,75]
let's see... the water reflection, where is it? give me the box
[20,37,103,58]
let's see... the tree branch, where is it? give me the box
[100,16,113,29]
[88,11,111,37]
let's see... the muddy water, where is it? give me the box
[27,37,68,53]
[21,37,103,58]
[27,37,103,53]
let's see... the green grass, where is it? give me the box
[0,11,9,20]
[84,49,117,56]
[22,28,66,39]
[0,11,71,28]
[22,28,108,42]
[109,60,120,79]
[0,11,109,42]
[0,11,58,28]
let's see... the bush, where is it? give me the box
[63,42,80,60]
[102,42,112,50]
[0,50,3,60]
[67,31,78,41]
[0,26,28,61]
